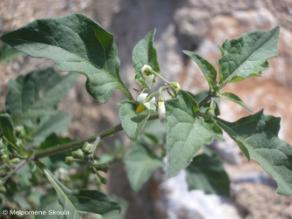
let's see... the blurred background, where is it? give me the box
[1,0,292,219]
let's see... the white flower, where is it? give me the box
[136,92,148,103]
[144,96,156,111]
[136,92,157,111]
[158,100,166,120]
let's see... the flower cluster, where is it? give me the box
[135,64,181,120]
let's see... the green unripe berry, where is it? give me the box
[65,156,75,164]
[72,149,84,159]
[10,158,21,165]
[82,142,94,154]
[1,154,9,163]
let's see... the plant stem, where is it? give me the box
[199,95,211,106]
[33,113,159,160]
[2,112,159,183]
[33,124,123,160]
[151,70,172,85]
[199,92,216,107]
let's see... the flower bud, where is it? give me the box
[141,65,156,88]
[141,64,153,76]
[170,82,181,92]
[158,100,166,120]
[72,149,84,159]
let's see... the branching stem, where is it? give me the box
[33,114,159,160]
[33,124,123,160]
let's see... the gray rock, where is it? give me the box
[160,171,241,219]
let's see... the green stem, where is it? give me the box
[34,114,158,160]
[199,95,212,106]
[150,70,171,85]
[199,92,216,107]
[33,124,123,160]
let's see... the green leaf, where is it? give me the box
[36,194,64,219]
[1,13,131,102]
[0,42,20,63]
[186,152,230,196]
[219,27,279,84]
[165,90,222,177]
[31,112,71,146]
[39,134,71,163]
[220,92,252,112]
[132,30,160,87]
[41,167,82,219]
[124,143,162,192]
[102,197,127,219]
[40,164,120,217]
[102,209,124,219]
[119,101,150,140]
[5,68,77,124]
[216,111,292,195]
[143,119,166,145]
[0,113,17,145]
[71,190,120,215]
[183,51,217,88]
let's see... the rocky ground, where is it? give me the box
[1,0,292,219]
